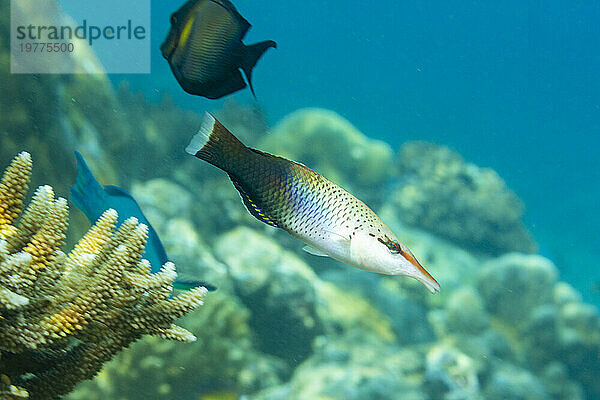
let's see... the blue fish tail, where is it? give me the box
[70,151,106,222]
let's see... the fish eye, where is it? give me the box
[377,236,401,254]
[170,14,177,24]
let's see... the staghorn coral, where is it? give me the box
[0,153,207,399]
[69,292,288,400]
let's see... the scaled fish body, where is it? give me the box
[186,114,440,293]
[161,0,276,99]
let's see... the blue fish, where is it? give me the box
[70,151,215,292]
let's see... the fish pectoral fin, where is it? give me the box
[302,245,330,257]
[228,173,279,228]
[326,230,351,243]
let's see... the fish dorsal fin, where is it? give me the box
[209,0,250,33]
[228,173,279,228]
[249,148,291,163]
[302,245,329,257]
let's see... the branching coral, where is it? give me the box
[0,152,207,399]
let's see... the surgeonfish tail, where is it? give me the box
[185,112,247,172]
[241,40,277,97]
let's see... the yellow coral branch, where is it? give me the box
[0,152,31,239]
[0,152,208,399]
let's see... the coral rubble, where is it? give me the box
[0,153,207,399]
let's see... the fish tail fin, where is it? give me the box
[185,112,248,172]
[241,40,277,97]
[70,151,105,218]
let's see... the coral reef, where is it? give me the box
[21,98,591,400]
[423,251,594,399]
[69,291,288,400]
[215,228,423,400]
[260,108,394,206]
[477,253,558,327]
[0,153,207,399]
[253,335,425,400]
[3,7,598,394]
[476,254,600,398]
[387,141,536,255]
[65,114,599,400]
[214,227,322,365]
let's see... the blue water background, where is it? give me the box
[120,0,600,301]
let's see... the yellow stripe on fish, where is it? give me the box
[179,17,195,47]
[185,113,440,293]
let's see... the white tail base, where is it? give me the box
[185,112,216,155]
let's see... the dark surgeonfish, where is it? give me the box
[186,114,441,294]
[70,151,215,292]
[161,0,276,99]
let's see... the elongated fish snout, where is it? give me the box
[401,249,440,294]
[413,269,441,294]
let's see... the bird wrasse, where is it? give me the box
[161,0,276,99]
[186,113,440,293]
